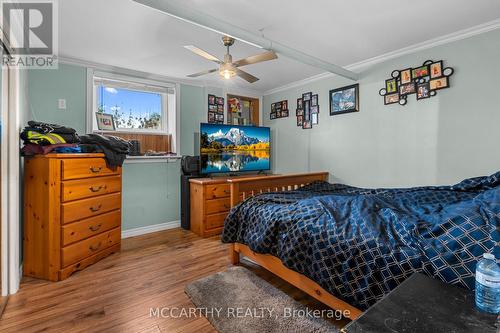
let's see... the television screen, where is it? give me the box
[200,123,271,174]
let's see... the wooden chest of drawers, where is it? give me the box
[23,153,122,281]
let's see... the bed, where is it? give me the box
[222,171,500,319]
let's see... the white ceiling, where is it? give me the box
[59,0,500,93]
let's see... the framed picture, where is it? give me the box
[217,97,224,105]
[302,120,312,129]
[311,94,318,106]
[399,82,416,95]
[297,115,303,126]
[217,105,224,113]
[282,110,289,117]
[302,92,312,101]
[412,65,429,79]
[208,112,216,123]
[208,94,216,105]
[216,114,224,121]
[297,98,303,108]
[96,113,115,131]
[296,109,304,116]
[386,79,397,94]
[282,100,288,110]
[430,61,443,79]
[384,93,400,105]
[429,77,448,90]
[311,106,319,114]
[417,83,430,100]
[270,112,276,120]
[304,100,311,121]
[329,83,359,115]
[400,68,412,84]
[311,113,318,125]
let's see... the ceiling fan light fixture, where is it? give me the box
[219,63,236,80]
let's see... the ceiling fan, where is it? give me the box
[185,36,277,83]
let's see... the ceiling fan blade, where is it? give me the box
[236,68,259,83]
[233,51,278,67]
[187,68,218,78]
[184,45,222,63]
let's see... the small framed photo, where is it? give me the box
[311,106,319,114]
[429,76,448,90]
[282,110,289,117]
[400,68,412,84]
[297,98,303,108]
[217,97,224,105]
[208,111,216,123]
[386,79,398,94]
[412,65,429,79]
[216,114,224,121]
[311,94,318,106]
[399,82,416,95]
[217,105,224,113]
[209,104,217,112]
[311,113,318,125]
[430,61,443,79]
[302,92,312,101]
[208,94,216,105]
[96,113,115,131]
[270,112,276,120]
[296,109,304,116]
[271,103,276,111]
[329,84,359,115]
[417,82,430,100]
[384,93,400,105]
[277,111,282,118]
[282,100,288,110]
[297,115,303,127]
[302,120,312,129]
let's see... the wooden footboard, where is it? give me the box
[226,172,363,319]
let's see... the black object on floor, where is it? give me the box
[180,155,201,230]
[344,272,499,333]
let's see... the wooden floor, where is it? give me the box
[0,228,349,332]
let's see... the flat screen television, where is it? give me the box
[200,123,271,175]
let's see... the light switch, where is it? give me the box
[58,99,67,110]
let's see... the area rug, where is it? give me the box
[185,266,339,333]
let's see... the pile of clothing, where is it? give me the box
[21,121,81,155]
[21,121,130,167]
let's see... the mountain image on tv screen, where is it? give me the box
[200,123,270,174]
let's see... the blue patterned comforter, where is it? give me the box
[221,172,500,310]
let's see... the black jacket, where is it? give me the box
[79,134,130,167]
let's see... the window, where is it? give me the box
[89,71,178,155]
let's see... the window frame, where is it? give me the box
[88,70,175,135]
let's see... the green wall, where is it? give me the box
[28,64,206,231]
[263,29,500,187]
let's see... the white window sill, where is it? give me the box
[124,155,181,164]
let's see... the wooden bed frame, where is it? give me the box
[227,172,363,320]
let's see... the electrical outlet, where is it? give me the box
[58,99,67,110]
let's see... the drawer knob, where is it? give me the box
[89,204,102,212]
[89,166,102,173]
[224,189,230,194]
[89,242,102,252]
[89,185,105,192]
[89,224,102,232]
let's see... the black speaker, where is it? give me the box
[180,156,201,230]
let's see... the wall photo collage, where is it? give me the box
[207,94,224,124]
[296,92,319,129]
[270,100,289,120]
[379,60,454,106]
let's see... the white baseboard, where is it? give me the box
[121,220,181,239]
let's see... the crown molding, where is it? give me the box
[264,18,500,96]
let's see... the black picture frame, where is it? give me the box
[297,115,303,127]
[297,98,303,108]
[416,82,430,100]
[429,60,443,79]
[302,92,312,101]
[385,78,398,94]
[400,68,412,84]
[384,93,400,105]
[311,94,318,107]
[208,94,216,105]
[429,76,449,91]
[399,82,416,96]
[217,97,224,105]
[270,112,276,120]
[329,83,359,116]
[311,113,318,125]
[411,65,429,79]
[302,120,312,129]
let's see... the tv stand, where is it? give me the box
[189,173,276,237]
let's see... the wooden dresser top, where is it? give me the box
[189,174,275,185]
